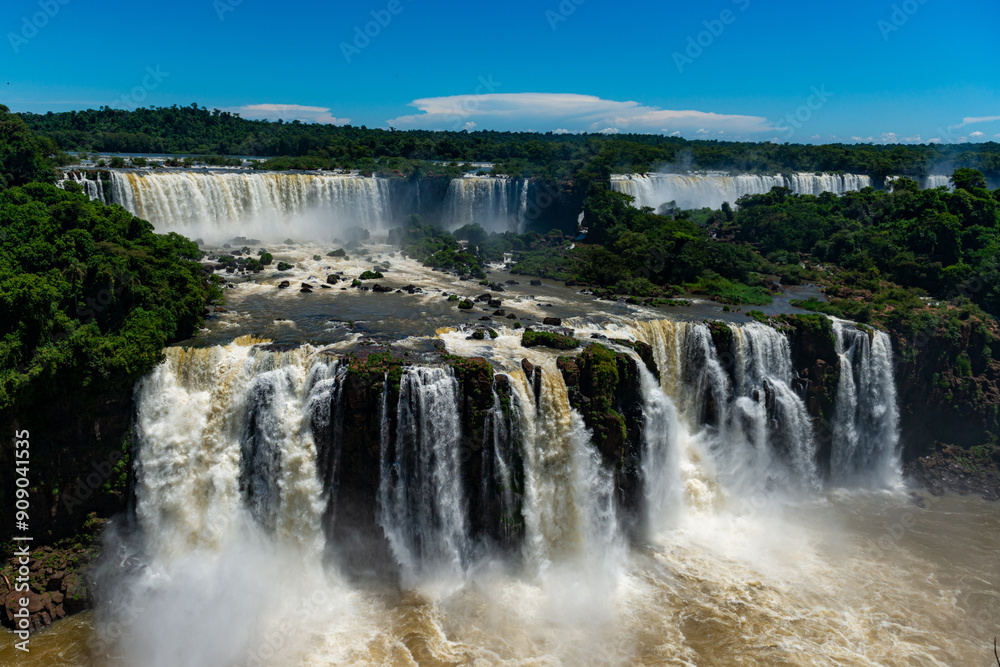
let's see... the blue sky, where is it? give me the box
[1,0,998,144]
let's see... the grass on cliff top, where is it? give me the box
[521,329,580,350]
[683,275,773,306]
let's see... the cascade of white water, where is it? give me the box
[443,175,528,233]
[108,170,391,240]
[508,367,618,570]
[730,323,818,487]
[610,172,872,211]
[483,374,522,542]
[830,321,901,486]
[637,364,684,532]
[377,366,469,579]
[133,339,328,563]
[59,171,105,201]
[922,174,953,189]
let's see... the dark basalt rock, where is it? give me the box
[530,280,542,286]
[326,274,340,284]
[542,317,562,326]
[557,343,645,539]
[277,280,290,289]
[488,299,502,308]
[372,284,392,293]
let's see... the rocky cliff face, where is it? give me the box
[0,391,131,546]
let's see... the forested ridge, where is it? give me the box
[0,105,221,411]
[20,104,1000,183]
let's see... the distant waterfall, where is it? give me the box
[610,172,872,211]
[108,170,391,240]
[443,175,529,233]
[377,367,470,579]
[830,321,900,486]
[59,171,105,202]
[922,175,952,189]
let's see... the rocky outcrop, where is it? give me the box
[1,517,101,634]
[558,343,645,537]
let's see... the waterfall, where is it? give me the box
[632,318,897,493]
[59,170,105,202]
[638,364,683,532]
[482,374,524,546]
[610,172,872,211]
[443,175,529,233]
[133,339,328,562]
[108,170,391,240]
[377,366,470,579]
[922,174,952,189]
[830,321,901,486]
[509,367,618,570]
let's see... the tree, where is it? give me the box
[951,168,987,192]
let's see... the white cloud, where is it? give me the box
[951,115,1000,129]
[553,128,572,134]
[969,131,985,138]
[598,127,620,134]
[224,104,349,125]
[462,121,476,130]
[903,135,922,142]
[994,133,1000,139]
[387,92,777,135]
[878,132,899,143]
[850,136,874,143]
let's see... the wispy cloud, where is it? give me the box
[224,104,350,125]
[949,114,1000,129]
[387,93,776,135]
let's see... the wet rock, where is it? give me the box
[542,317,562,326]
[213,306,228,313]
[506,313,516,319]
[505,280,519,285]
[372,284,392,293]
[300,283,313,293]
[493,309,506,316]
[277,280,291,289]
[479,316,491,321]
[475,293,492,302]
[488,283,505,292]
[488,299,502,308]
[326,274,340,284]
[530,280,542,286]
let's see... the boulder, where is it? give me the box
[278,280,291,289]
[543,317,562,326]
[530,279,542,286]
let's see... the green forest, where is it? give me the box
[20,104,1000,183]
[0,105,221,412]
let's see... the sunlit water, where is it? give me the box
[3,241,995,667]
[3,494,997,666]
